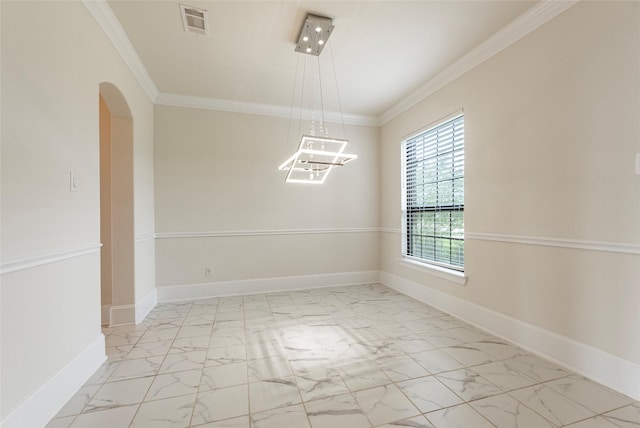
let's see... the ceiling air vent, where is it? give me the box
[180,4,209,37]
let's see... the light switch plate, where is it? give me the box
[636,153,640,176]
[70,171,79,192]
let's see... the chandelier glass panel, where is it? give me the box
[278,14,357,184]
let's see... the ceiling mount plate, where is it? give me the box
[295,14,334,56]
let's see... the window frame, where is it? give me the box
[401,111,465,273]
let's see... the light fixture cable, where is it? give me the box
[286,54,302,150]
[317,55,326,137]
[279,13,356,184]
[329,43,347,141]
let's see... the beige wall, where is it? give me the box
[132,93,157,305]
[154,106,380,287]
[1,0,155,419]
[99,96,113,307]
[380,1,640,364]
[111,116,135,306]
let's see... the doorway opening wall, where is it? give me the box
[0,1,155,426]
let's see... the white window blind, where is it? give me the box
[403,114,464,270]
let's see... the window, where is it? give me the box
[402,113,464,271]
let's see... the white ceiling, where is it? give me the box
[107,0,538,121]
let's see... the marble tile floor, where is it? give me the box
[47,283,640,428]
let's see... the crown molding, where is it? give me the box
[378,0,579,125]
[155,93,379,127]
[82,0,159,102]
[84,0,578,127]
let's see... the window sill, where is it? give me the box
[398,258,468,286]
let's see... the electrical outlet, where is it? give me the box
[205,267,213,277]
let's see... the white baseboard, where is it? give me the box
[1,335,106,428]
[108,290,157,326]
[380,271,640,401]
[109,304,135,326]
[101,304,111,326]
[157,271,380,302]
[136,288,157,324]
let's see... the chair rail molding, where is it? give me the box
[466,232,640,255]
[135,233,157,243]
[0,243,102,275]
[155,227,381,239]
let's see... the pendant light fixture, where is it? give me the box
[278,14,357,184]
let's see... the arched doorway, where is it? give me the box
[99,83,135,326]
